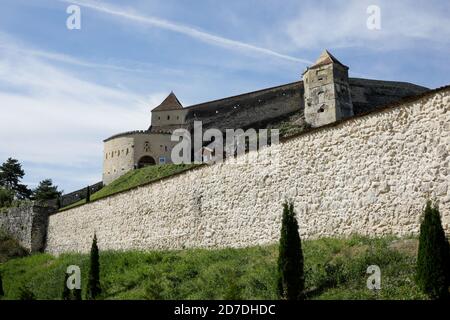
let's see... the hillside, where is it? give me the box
[0,236,428,300]
[61,163,199,211]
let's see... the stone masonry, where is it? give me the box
[45,87,450,254]
[0,203,54,253]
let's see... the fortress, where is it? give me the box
[1,50,449,255]
[102,51,428,184]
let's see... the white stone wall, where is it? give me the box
[46,89,450,254]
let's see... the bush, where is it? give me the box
[87,234,101,299]
[416,201,450,299]
[277,202,304,300]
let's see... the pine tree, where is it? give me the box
[0,272,4,297]
[0,158,32,199]
[33,179,62,202]
[87,234,101,299]
[86,186,91,203]
[277,201,304,300]
[416,201,450,299]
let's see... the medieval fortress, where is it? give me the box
[1,51,449,254]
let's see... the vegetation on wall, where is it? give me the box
[416,201,450,299]
[0,231,28,263]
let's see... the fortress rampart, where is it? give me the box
[40,87,449,254]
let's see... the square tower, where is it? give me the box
[303,50,354,127]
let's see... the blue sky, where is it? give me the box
[0,0,449,193]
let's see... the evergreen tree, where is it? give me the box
[33,179,62,202]
[86,186,91,203]
[416,201,450,299]
[277,202,304,300]
[87,234,101,299]
[62,272,71,300]
[0,272,4,297]
[0,158,32,199]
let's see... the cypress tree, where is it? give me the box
[277,201,304,300]
[85,186,91,203]
[0,272,4,297]
[62,272,71,300]
[416,201,450,299]
[87,234,101,299]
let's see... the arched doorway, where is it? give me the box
[137,156,156,169]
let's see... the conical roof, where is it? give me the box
[310,50,348,69]
[153,92,183,111]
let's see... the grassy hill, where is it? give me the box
[0,236,428,300]
[61,163,199,211]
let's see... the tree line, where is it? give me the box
[0,157,62,208]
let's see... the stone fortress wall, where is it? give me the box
[44,87,450,254]
[0,203,54,252]
[103,132,179,185]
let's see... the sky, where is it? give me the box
[0,0,449,193]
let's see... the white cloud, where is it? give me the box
[60,0,312,64]
[285,0,450,50]
[0,35,166,188]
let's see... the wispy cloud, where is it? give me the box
[0,32,159,74]
[0,33,166,189]
[61,0,312,64]
[285,0,450,50]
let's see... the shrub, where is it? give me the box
[87,234,101,299]
[277,202,304,300]
[416,201,450,299]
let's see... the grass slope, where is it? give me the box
[61,164,198,211]
[0,236,427,300]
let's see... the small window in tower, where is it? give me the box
[158,116,160,120]
[318,91,325,104]
[167,115,170,120]
[318,106,326,113]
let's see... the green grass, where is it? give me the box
[60,163,199,211]
[0,236,428,300]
